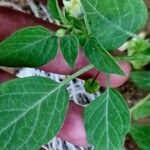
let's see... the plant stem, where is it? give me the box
[90,71,100,86]
[49,64,94,95]
[61,64,94,86]
[130,94,150,113]
[106,74,110,87]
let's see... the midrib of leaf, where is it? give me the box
[84,0,138,38]
[0,35,51,59]
[105,89,123,149]
[105,89,109,150]
[85,88,130,150]
[111,91,124,133]
[89,89,122,149]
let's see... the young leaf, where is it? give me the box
[84,37,124,75]
[0,77,69,150]
[0,26,58,67]
[65,13,85,31]
[128,40,150,69]
[48,0,66,22]
[84,88,130,150]
[60,35,79,68]
[81,0,148,51]
[130,71,150,90]
[132,94,150,120]
[130,125,150,150]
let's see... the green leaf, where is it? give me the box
[84,37,124,75]
[130,125,150,150]
[65,13,86,31]
[130,71,150,90]
[84,88,130,150]
[0,26,58,67]
[132,94,150,120]
[76,34,87,47]
[60,35,79,68]
[0,77,69,150]
[48,0,66,22]
[81,0,148,51]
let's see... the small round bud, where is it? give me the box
[56,29,66,37]
[84,78,100,94]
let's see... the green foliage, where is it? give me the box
[128,40,150,69]
[0,77,69,150]
[130,71,150,90]
[60,35,79,68]
[84,88,130,150]
[47,0,66,22]
[65,13,86,31]
[76,34,87,46]
[130,125,150,150]
[0,0,149,149]
[0,26,58,67]
[81,0,148,51]
[84,37,124,75]
[84,78,100,93]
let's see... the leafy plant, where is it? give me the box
[0,0,149,150]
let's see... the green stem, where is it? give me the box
[61,64,94,86]
[130,94,150,113]
[50,64,94,95]
[106,74,110,88]
[90,71,100,86]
